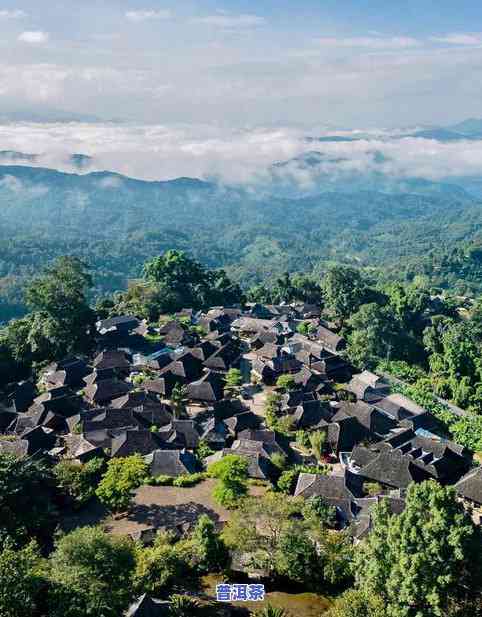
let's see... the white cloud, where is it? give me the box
[18,31,49,44]
[125,9,171,22]
[0,9,27,19]
[0,174,49,197]
[193,14,265,28]
[317,36,420,49]
[431,33,482,46]
[97,175,124,189]
[2,122,482,189]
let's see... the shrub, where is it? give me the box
[54,457,105,507]
[276,374,297,392]
[277,469,298,494]
[195,440,214,462]
[208,455,249,508]
[133,532,186,596]
[364,481,383,497]
[172,472,206,487]
[169,595,202,616]
[270,452,287,470]
[96,454,148,512]
[145,474,174,486]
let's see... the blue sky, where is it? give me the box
[1,1,482,127]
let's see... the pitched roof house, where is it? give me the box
[110,429,166,457]
[359,448,432,489]
[314,325,346,353]
[83,379,131,404]
[455,467,482,507]
[145,449,198,477]
[187,371,225,402]
[93,350,131,371]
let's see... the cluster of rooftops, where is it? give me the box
[1,301,481,538]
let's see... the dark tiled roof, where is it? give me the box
[359,448,432,489]
[189,341,218,361]
[145,449,198,477]
[111,429,166,457]
[374,393,427,420]
[158,420,200,449]
[237,428,290,455]
[350,445,379,468]
[314,325,346,352]
[455,467,482,505]
[93,350,131,371]
[83,368,116,385]
[187,371,225,402]
[223,411,261,436]
[338,401,397,436]
[97,315,139,333]
[294,469,364,500]
[21,426,56,455]
[83,408,140,432]
[63,434,104,462]
[293,400,333,429]
[0,410,17,431]
[328,413,372,454]
[7,381,36,413]
[198,417,229,446]
[84,379,131,404]
[160,352,204,381]
[203,343,239,371]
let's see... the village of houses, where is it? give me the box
[1,301,481,612]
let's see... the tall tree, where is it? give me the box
[346,303,397,369]
[2,257,94,368]
[322,265,369,325]
[47,526,136,617]
[0,540,43,617]
[0,454,55,546]
[356,481,482,617]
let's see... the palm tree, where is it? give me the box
[169,594,200,616]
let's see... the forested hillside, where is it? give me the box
[1,164,482,320]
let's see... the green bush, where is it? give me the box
[54,457,105,507]
[96,454,148,512]
[195,440,214,462]
[172,472,206,487]
[208,455,249,508]
[145,474,174,486]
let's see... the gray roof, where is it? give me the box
[359,448,432,489]
[145,449,197,477]
[294,469,363,500]
[454,467,482,505]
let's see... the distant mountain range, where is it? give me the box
[309,118,482,143]
[0,107,109,124]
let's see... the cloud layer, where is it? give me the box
[2,122,482,189]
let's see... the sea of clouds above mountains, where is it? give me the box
[2,122,482,187]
